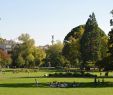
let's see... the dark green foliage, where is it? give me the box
[108,29,113,56]
[64,25,85,41]
[48,72,96,77]
[62,39,81,67]
[63,13,108,68]
[106,10,113,70]
[81,13,101,63]
[63,25,84,67]
[96,55,113,71]
[46,41,69,67]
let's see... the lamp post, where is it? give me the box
[110,10,113,27]
[51,35,54,45]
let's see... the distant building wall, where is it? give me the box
[0,39,15,53]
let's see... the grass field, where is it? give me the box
[0,69,113,95]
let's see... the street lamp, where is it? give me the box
[110,10,113,27]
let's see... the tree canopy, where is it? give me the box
[63,13,108,68]
[11,33,46,68]
[46,41,69,67]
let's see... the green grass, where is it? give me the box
[0,88,113,95]
[0,69,113,95]
[89,72,113,77]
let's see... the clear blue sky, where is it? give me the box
[0,0,113,45]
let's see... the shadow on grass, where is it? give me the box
[0,83,48,88]
[78,82,113,88]
[0,82,113,88]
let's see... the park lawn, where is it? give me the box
[0,70,113,95]
[0,72,48,78]
[89,72,113,77]
[0,87,113,95]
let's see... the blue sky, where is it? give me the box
[0,0,113,45]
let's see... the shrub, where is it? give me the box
[48,72,96,77]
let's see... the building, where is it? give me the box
[39,45,50,50]
[0,39,15,53]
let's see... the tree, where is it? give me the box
[0,49,12,68]
[63,38,81,67]
[18,33,35,67]
[108,10,113,56]
[63,25,84,67]
[11,33,46,68]
[12,33,35,67]
[107,10,113,70]
[81,13,102,68]
[26,54,35,67]
[16,55,25,67]
[63,13,108,69]
[11,44,21,67]
[33,47,46,66]
[46,41,68,67]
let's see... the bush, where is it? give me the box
[84,73,97,77]
[48,72,96,77]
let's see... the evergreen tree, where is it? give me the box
[81,13,101,67]
[108,29,113,56]
[108,10,113,56]
[107,10,113,70]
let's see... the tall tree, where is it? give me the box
[107,10,113,70]
[63,25,84,67]
[46,41,68,67]
[18,33,35,67]
[33,47,46,66]
[12,33,46,68]
[108,10,113,56]
[63,23,108,68]
[81,13,101,67]
[12,34,34,67]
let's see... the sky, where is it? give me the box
[0,0,113,46]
